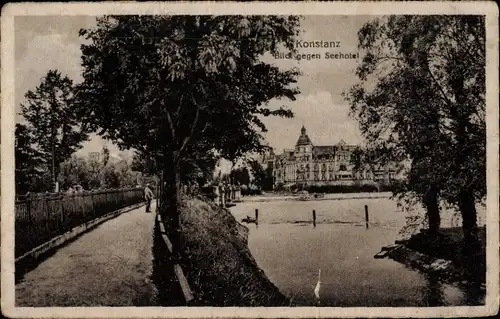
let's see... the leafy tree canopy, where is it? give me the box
[77,15,301,168]
[20,70,90,188]
[15,124,51,194]
[344,15,485,206]
[76,15,302,253]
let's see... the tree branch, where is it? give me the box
[425,63,455,108]
[178,95,201,156]
[175,93,184,128]
[165,110,176,142]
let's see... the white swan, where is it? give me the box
[314,269,321,305]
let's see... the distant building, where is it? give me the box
[266,126,401,188]
[259,148,275,171]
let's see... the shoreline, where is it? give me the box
[168,195,486,306]
[376,228,487,291]
[241,192,392,203]
[172,195,289,306]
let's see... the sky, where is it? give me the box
[14,15,377,169]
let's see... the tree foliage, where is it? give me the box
[15,124,51,194]
[349,146,364,172]
[77,15,302,246]
[248,159,273,191]
[344,16,485,247]
[19,70,90,190]
[58,151,146,191]
[230,166,251,186]
[77,15,300,162]
[58,155,91,190]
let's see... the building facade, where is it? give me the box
[267,126,399,188]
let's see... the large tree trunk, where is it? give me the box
[161,153,183,259]
[422,184,440,234]
[459,190,479,254]
[458,189,482,282]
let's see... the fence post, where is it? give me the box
[365,205,369,229]
[45,193,51,237]
[26,193,32,238]
[159,175,163,213]
[92,191,96,215]
[255,209,259,225]
[156,182,159,213]
[60,193,64,230]
[313,209,316,228]
[105,191,109,212]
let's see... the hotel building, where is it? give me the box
[262,126,400,188]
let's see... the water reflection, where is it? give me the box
[233,201,485,307]
[464,281,484,305]
[423,274,445,306]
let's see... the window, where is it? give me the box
[339,164,347,171]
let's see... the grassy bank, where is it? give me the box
[177,195,289,306]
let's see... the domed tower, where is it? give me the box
[295,126,313,158]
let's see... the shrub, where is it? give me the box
[200,186,217,200]
[241,188,262,196]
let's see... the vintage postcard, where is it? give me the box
[1,1,499,318]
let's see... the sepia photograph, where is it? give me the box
[1,2,498,318]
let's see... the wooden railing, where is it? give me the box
[15,188,145,257]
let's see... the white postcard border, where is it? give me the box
[1,2,499,318]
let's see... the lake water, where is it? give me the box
[230,198,485,307]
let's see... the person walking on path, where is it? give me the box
[144,184,154,213]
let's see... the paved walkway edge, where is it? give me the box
[155,213,194,303]
[16,202,146,265]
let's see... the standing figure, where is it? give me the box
[66,186,75,195]
[220,183,225,208]
[213,184,220,205]
[144,183,154,213]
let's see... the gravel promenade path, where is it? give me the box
[16,203,159,306]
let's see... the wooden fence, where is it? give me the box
[15,188,145,258]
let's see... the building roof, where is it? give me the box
[295,126,313,146]
[313,145,336,155]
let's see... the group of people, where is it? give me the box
[213,182,241,207]
[66,184,85,195]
